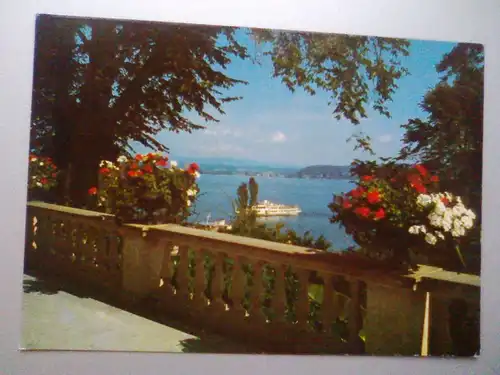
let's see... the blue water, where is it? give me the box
[189,174,356,250]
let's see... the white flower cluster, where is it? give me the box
[117,155,128,164]
[409,192,476,245]
[186,188,197,197]
[99,160,119,170]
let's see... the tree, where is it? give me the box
[397,43,483,269]
[231,178,258,236]
[31,15,249,206]
[252,29,410,151]
[31,15,411,206]
[398,44,483,218]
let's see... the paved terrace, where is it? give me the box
[21,274,258,353]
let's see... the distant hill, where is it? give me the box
[296,165,350,179]
[172,156,350,179]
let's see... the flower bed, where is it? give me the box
[87,153,200,225]
[329,161,477,270]
[27,153,59,200]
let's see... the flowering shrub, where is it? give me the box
[329,161,478,268]
[410,193,476,245]
[28,153,59,191]
[87,152,200,224]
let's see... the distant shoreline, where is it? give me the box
[198,164,352,180]
[200,171,352,180]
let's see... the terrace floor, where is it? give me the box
[20,274,258,353]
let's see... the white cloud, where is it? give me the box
[271,131,287,143]
[200,143,246,157]
[203,125,242,137]
[378,134,393,143]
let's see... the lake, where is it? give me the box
[189,174,357,250]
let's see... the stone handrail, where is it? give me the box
[24,201,480,356]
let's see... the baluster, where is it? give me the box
[348,279,363,353]
[272,264,287,322]
[230,256,246,317]
[176,245,190,300]
[320,273,338,334]
[107,229,120,272]
[73,222,83,268]
[24,212,36,268]
[59,219,72,268]
[25,212,35,254]
[249,260,266,323]
[50,218,59,256]
[94,226,107,269]
[295,268,310,330]
[63,220,73,258]
[210,251,226,311]
[87,226,98,268]
[40,214,54,260]
[106,228,120,288]
[42,214,53,254]
[159,242,174,292]
[193,248,207,309]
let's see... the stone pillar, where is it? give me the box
[121,228,166,298]
[364,282,428,356]
[429,295,453,356]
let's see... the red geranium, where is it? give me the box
[135,154,144,161]
[143,164,154,174]
[415,164,428,177]
[430,175,439,183]
[88,187,97,195]
[441,197,450,205]
[366,190,381,204]
[99,167,111,174]
[407,173,422,185]
[342,198,353,209]
[349,186,366,198]
[128,170,143,178]
[187,162,200,174]
[155,158,168,167]
[354,206,371,218]
[413,183,427,194]
[40,178,48,185]
[374,208,386,220]
[361,175,374,182]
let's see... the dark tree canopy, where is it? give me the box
[399,43,484,213]
[31,15,249,205]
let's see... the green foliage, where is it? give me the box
[399,43,483,213]
[397,43,483,268]
[31,15,249,206]
[329,160,478,271]
[31,15,412,205]
[88,153,199,224]
[252,29,410,150]
[27,153,59,192]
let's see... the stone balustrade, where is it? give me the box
[24,201,480,355]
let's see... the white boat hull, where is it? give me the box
[254,210,301,217]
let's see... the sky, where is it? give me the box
[133,30,457,167]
